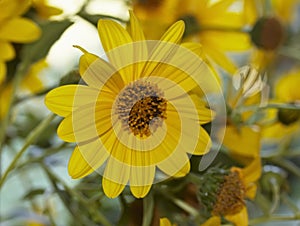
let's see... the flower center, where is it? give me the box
[115,80,167,138]
[212,170,246,216]
[250,17,285,50]
[277,105,300,125]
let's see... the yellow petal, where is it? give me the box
[0,18,41,43]
[186,127,211,155]
[102,154,131,198]
[242,157,262,185]
[275,70,300,101]
[202,44,237,74]
[157,150,190,178]
[0,62,6,85]
[126,11,148,80]
[160,20,185,44]
[244,0,258,25]
[0,0,31,20]
[0,42,15,61]
[21,59,47,93]
[246,183,257,199]
[130,165,155,198]
[58,98,113,143]
[160,218,173,226]
[102,177,126,199]
[201,31,251,51]
[127,10,146,41]
[98,19,133,53]
[222,125,261,163]
[200,216,221,226]
[78,53,125,93]
[91,19,135,84]
[68,146,93,179]
[45,85,99,117]
[225,206,248,226]
[0,84,12,119]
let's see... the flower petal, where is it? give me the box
[201,31,251,51]
[127,10,146,41]
[222,125,261,164]
[102,177,126,199]
[98,19,132,52]
[0,62,6,85]
[157,150,190,178]
[0,0,31,20]
[225,206,248,226]
[0,18,41,43]
[68,142,109,179]
[45,85,99,117]
[21,59,47,93]
[202,44,237,74]
[0,42,15,61]
[160,20,185,44]
[103,154,131,198]
[186,127,211,155]
[242,157,262,185]
[58,95,113,143]
[97,20,136,84]
[130,164,155,198]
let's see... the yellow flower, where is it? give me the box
[0,59,47,120]
[262,68,300,139]
[134,0,252,73]
[0,0,41,85]
[202,158,261,226]
[45,12,218,198]
[32,0,63,19]
[248,0,299,69]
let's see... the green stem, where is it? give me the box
[41,164,113,226]
[0,114,55,188]
[238,103,300,113]
[281,193,300,216]
[0,61,30,150]
[268,158,300,178]
[250,214,300,225]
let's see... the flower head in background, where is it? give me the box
[0,0,41,85]
[45,11,220,198]
[0,59,47,120]
[134,0,252,74]
[247,0,300,70]
[200,158,261,226]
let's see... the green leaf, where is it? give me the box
[21,20,73,63]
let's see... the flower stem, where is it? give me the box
[0,60,30,149]
[41,164,113,226]
[0,113,56,188]
[250,214,300,225]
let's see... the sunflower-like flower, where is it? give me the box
[201,158,261,226]
[45,12,221,198]
[0,0,41,84]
